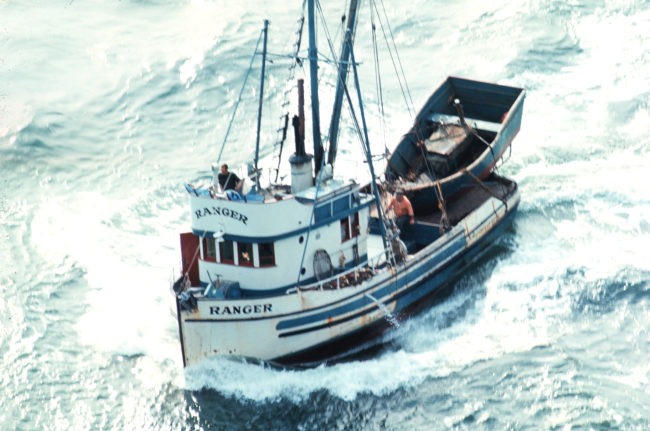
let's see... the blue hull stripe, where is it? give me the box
[275,231,467,331]
[275,200,518,341]
[276,199,517,333]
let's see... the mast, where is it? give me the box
[307,0,323,177]
[254,19,269,191]
[327,0,359,167]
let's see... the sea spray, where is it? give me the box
[365,293,401,330]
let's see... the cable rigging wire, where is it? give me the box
[331,0,350,53]
[370,0,414,120]
[216,29,265,164]
[376,0,415,117]
[272,0,308,182]
[369,0,389,160]
[314,0,368,163]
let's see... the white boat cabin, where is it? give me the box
[181,177,375,298]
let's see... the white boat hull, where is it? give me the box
[176,186,521,366]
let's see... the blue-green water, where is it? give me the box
[2,0,650,429]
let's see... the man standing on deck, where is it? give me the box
[217,164,242,192]
[387,189,414,232]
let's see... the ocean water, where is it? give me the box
[2,0,650,429]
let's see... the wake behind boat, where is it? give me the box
[171,0,525,367]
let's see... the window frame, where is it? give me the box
[203,237,217,262]
[219,239,235,265]
[340,216,351,242]
[350,212,360,239]
[341,212,360,243]
[257,242,276,267]
[237,241,255,267]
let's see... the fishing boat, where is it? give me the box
[172,0,525,367]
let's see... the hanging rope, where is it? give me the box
[461,168,508,212]
[465,125,509,197]
[411,121,451,231]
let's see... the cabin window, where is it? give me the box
[237,242,254,267]
[341,212,360,243]
[219,240,235,264]
[258,242,275,267]
[203,237,217,262]
[341,217,351,242]
[351,212,360,238]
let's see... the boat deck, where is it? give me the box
[416,178,515,225]
[373,174,515,227]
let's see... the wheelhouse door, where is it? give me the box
[180,232,200,287]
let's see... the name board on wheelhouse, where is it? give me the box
[195,207,248,225]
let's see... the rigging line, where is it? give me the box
[342,57,392,253]
[377,0,415,115]
[370,3,381,142]
[341,79,391,220]
[338,69,370,161]
[315,0,339,69]
[461,168,508,212]
[342,84,368,162]
[348,96,370,167]
[370,0,413,120]
[316,10,356,158]
[332,0,349,50]
[412,139,451,230]
[463,121,508,197]
[370,1,388,155]
[410,120,451,233]
[274,3,306,178]
[412,121,445,208]
[216,29,265,164]
[315,0,350,152]
[295,148,329,287]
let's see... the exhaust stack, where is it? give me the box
[289,79,314,195]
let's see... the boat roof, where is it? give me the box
[293,177,358,203]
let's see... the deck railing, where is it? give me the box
[287,245,396,294]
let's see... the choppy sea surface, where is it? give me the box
[2,0,650,429]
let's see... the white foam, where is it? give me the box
[27,190,184,365]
